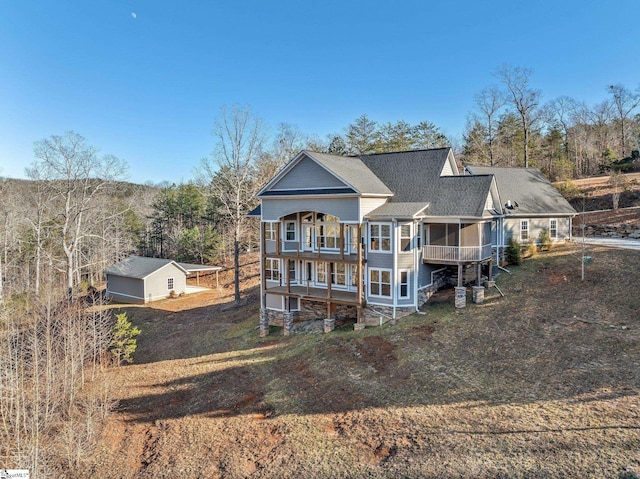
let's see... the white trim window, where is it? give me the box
[416,223,422,248]
[285,221,297,241]
[369,223,391,252]
[549,218,558,239]
[264,222,276,241]
[167,277,174,290]
[331,262,346,286]
[288,259,297,282]
[265,258,280,281]
[399,224,411,252]
[316,262,327,284]
[520,219,529,242]
[399,270,409,298]
[349,264,359,289]
[369,268,392,298]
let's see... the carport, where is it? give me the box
[177,262,222,288]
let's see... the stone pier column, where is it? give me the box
[259,308,270,337]
[283,311,295,336]
[485,280,495,289]
[454,287,467,308]
[472,285,485,304]
[324,317,335,333]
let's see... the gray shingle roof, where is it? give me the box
[468,166,576,215]
[426,176,495,217]
[105,256,187,279]
[366,202,430,219]
[305,151,393,196]
[359,149,494,218]
[359,149,452,202]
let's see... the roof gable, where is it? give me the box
[105,256,188,279]
[270,155,349,190]
[257,151,392,197]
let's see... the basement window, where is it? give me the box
[369,268,391,298]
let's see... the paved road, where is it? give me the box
[576,236,640,251]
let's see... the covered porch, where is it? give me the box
[422,221,493,265]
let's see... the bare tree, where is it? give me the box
[545,96,578,160]
[30,131,127,299]
[495,64,542,167]
[470,86,507,165]
[608,84,640,157]
[195,105,266,303]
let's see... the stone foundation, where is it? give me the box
[298,301,357,322]
[283,311,296,336]
[417,270,449,307]
[259,308,270,337]
[324,317,335,333]
[472,285,485,304]
[455,287,467,308]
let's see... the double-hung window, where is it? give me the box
[331,263,346,286]
[369,223,391,252]
[399,224,411,252]
[167,277,174,290]
[264,222,276,241]
[265,258,280,281]
[285,221,296,241]
[520,220,529,242]
[399,270,409,298]
[316,262,327,284]
[549,219,558,239]
[369,268,391,298]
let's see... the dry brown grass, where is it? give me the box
[89,245,640,478]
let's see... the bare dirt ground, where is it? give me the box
[557,172,640,212]
[87,246,640,478]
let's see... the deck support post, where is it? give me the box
[259,308,270,337]
[454,286,467,308]
[324,301,335,333]
[354,306,365,331]
[472,286,484,304]
[283,310,295,336]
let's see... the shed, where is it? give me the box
[105,256,189,304]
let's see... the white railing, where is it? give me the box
[423,244,492,262]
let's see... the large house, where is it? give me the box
[251,148,575,336]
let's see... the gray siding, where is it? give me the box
[360,197,388,219]
[145,263,186,302]
[418,263,441,288]
[265,294,283,310]
[271,156,347,190]
[261,197,359,222]
[106,275,144,302]
[397,253,414,269]
[265,239,276,254]
[503,216,572,244]
[366,252,394,269]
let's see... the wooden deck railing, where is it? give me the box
[423,244,492,262]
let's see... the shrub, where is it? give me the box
[110,312,141,364]
[505,236,522,265]
[538,228,552,251]
[525,242,537,258]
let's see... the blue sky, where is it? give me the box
[1,0,639,184]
